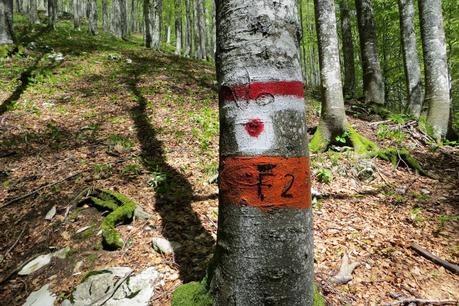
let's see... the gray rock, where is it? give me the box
[151,237,181,255]
[18,247,70,275]
[45,206,57,221]
[356,159,375,182]
[23,284,56,306]
[134,206,151,220]
[69,266,159,306]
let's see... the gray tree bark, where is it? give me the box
[112,0,122,37]
[30,0,39,24]
[340,0,355,99]
[175,0,182,54]
[47,0,57,29]
[204,4,212,59]
[197,0,206,59]
[88,0,97,34]
[192,0,201,58]
[355,0,385,105]
[73,0,80,30]
[152,0,161,47]
[120,0,128,39]
[144,0,153,47]
[213,0,313,304]
[419,0,450,140]
[184,0,191,56]
[102,0,108,31]
[0,0,14,44]
[399,0,422,118]
[313,0,347,145]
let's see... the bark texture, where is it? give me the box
[193,0,200,58]
[213,0,313,305]
[88,0,98,35]
[73,0,80,30]
[184,0,191,56]
[102,0,108,31]
[30,0,39,24]
[143,0,153,47]
[340,0,355,99]
[399,0,422,118]
[355,0,385,105]
[0,0,14,44]
[419,0,450,139]
[312,0,347,146]
[47,0,57,29]
[175,0,182,55]
[112,0,122,37]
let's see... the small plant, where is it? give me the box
[410,207,424,223]
[335,131,350,144]
[107,134,133,149]
[148,168,168,190]
[190,107,219,152]
[317,168,332,184]
[93,163,113,179]
[121,164,142,178]
[376,124,405,143]
[438,214,459,227]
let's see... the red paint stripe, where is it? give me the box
[219,81,304,102]
[219,156,311,211]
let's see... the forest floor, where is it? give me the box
[0,19,458,306]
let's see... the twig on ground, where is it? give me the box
[384,298,458,305]
[94,271,133,306]
[1,225,27,263]
[1,171,83,208]
[330,253,361,284]
[410,243,459,275]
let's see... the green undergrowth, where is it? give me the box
[172,275,212,306]
[77,188,136,249]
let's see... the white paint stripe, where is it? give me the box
[222,96,306,155]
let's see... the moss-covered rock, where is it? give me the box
[313,284,326,306]
[78,188,136,250]
[172,279,212,306]
[309,125,329,153]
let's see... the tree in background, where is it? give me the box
[88,0,98,34]
[47,0,57,29]
[29,0,39,24]
[174,0,181,55]
[210,0,314,304]
[0,0,14,44]
[340,0,355,99]
[73,0,81,30]
[419,0,451,140]
[398,0,423,118]
[355,0,385,105]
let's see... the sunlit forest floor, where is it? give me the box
[0,18,458,305]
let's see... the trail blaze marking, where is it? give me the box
[219,156,311,211]
[219,81,305,102]
[245,118,264,137]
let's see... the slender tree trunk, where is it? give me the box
[204,4,212,59]
[174,0,181,54]
[312,0,347,147]
[88,0,97,34]
[102,0,108,31]
[340,0,356,99]
[398,0,422,117]
[211,0,215,55]
[30,0,39,24]
[152,0,161,47]
[120,0,128,39]
[47,0,57,29]
[192,0,200,58]
[143,0,153,47]
[419,0,450,140]
[112,0,122,37]
[184,0,191,56]
[213,0,313,304]
[355,0,385,105]
[0,0,14,44]
[73,0,80,30]
[166,9,171,44]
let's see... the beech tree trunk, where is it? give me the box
[192,0,200,58]
[312,0,347,146]
[143,0,153,47]
[112,0,122,37]
[419,0,450,140]
[340,0,355,99]
[398,0,422,118]
[213,0,313,304]
[73,0,80,30]
[184,0,191,56]
[152,0,161,47]
[0,0,14,44]
[102,0,108,31]
[355,0,385,105]
[175,0,181,54]
[120,0,128,39]
[47,0,57,29]
[88,0,97,35]
[30,0,39,24]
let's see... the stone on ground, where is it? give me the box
[23,284,56,306]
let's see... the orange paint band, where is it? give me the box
[219,156,311,211]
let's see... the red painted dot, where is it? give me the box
[245,119,264,137]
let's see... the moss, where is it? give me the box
[376,148,427,176]
[347,125,379,155]
[309,125,329,153]
[313,284,326,306]
[79,189,136,250]
[172,279,212,306]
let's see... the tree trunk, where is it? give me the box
[130,0,135,33]
[398,0,422,117]
[204,4,212,59]
[47,0,57,29]
[355,0,385,105]
[102,0,108,31]
[312,0,347,148]
[0,0,14,44]
[30,0,39,24]
[120,0,128,39]
[419,0,450,140]
[174,0,181,54]
[88,0,97,35]
[212,0,313,304]
[192,0,200,58]
[143,0,153,47]
[152,0,161,47]
[73,0,80,30]
[184,0,191,56]
[340,0,356,99]
[112,0,122,37]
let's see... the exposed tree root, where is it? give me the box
[78,188,136,250]
[330,253,360,284]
